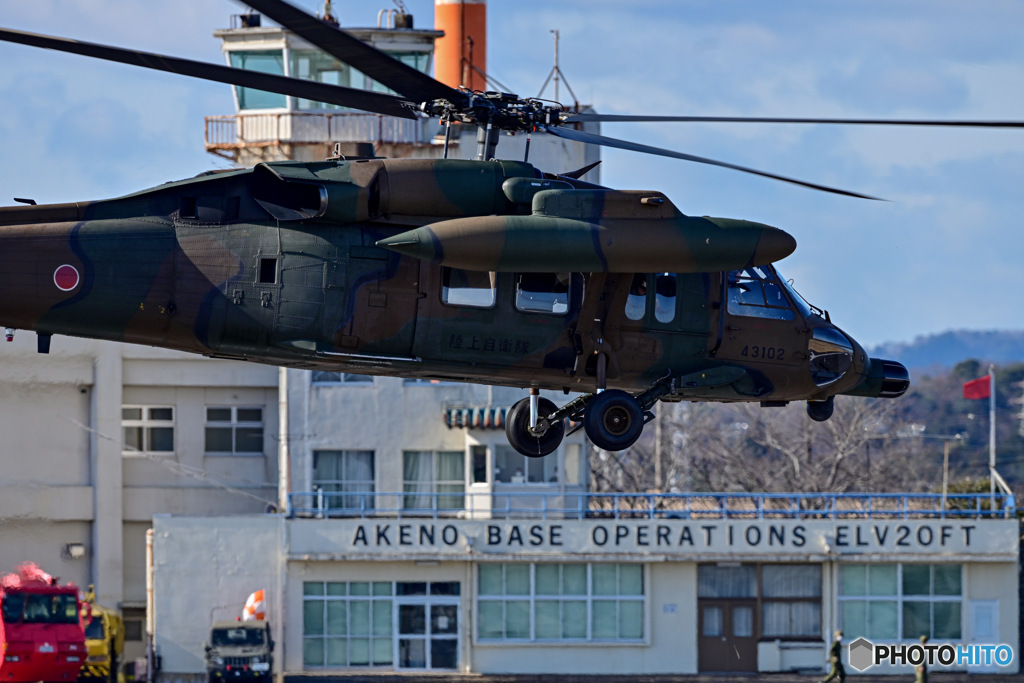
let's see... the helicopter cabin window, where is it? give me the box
[515,273,571,315]
[229,51,287,109]
[624,273,677,322]
[727,267,795,321]
[654,273,677,323]
[624,274,647,320]
[259,257,278,284]
[441,267,496,308]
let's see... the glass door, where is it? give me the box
[395,582,460,671]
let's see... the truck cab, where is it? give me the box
[204,621,272,683]
[79,591,125,683]
[0,583,85,683]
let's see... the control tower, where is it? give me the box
[205,1,600,181]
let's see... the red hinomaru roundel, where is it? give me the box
[54,264,80,292]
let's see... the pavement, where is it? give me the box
[285,673,1024,682]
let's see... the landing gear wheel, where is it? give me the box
[505,397,565,457]
[584,389,645,451]
[807,396,835,422]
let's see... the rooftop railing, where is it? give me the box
[205,112,426,149]
[287,490,1016,521]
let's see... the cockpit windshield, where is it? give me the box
[727,266,795,321]
[776,270,815,319]
[727,266,819,320]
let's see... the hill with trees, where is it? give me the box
[871,329,1024,371]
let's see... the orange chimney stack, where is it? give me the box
[434,0,487,92]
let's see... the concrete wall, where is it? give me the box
[152,515,283,674]
[0,332,279,613]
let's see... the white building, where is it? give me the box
[152,492,1019,677]
[0,333,280,665]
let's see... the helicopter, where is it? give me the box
[2,1,1020,458]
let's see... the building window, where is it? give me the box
[494,445,556,484]
[563,444,581,485]
[761,565,821,638]
[121,406,174,455]
[402,451,464,511]
[477,563,644,642]
[229,50,287,109]
[313,451,375,512]
[302,582,394,667]
[311,371,373,384]
[839,564,962,641]
[290,49,351,111]
[123,619,144,642]
[698,564,756,598]
[205,407,264,455]
[470,446,487,485]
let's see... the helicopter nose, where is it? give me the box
[808,326,854,387]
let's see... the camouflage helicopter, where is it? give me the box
[3,1,1019,458]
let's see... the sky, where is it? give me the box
[1,0,1023,349]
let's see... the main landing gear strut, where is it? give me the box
[505,374,674,457]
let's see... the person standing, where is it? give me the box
[915,635,929,683]
[822,630,845,683]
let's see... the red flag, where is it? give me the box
[963,376,991,400]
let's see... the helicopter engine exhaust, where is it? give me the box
[844,358,910,399]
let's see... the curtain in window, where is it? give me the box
[436,451,464,509]
[763,565,821,597]
[403,451,431,510]
[732,605,754,637]
[763,602,821,637]
[314,451,374,511]
[698,565,756,598]
[343,451,375,510]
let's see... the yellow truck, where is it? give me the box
[79,587,125,683]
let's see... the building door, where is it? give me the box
[697,599,758,672]
[697,564,758,672]
[394,582,460,671]
[967,600,999,673]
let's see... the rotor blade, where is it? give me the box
[0,27,417,119]
[563,113,1024,128]
[241,0,467,107]
[541,125,882,200]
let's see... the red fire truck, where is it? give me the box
[1,564,86,682]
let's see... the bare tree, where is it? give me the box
[590,397,936,494]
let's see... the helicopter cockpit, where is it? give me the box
[727,266,806,321]
[726,265,857,390]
